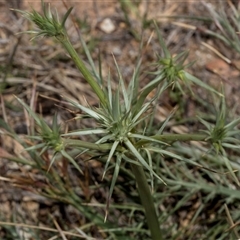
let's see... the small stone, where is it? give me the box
[112,46,121,56]
[99,18,116,34]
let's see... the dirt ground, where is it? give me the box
[0,0,240,239]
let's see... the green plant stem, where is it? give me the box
[131,163,163,240]
[64,133,208,152]
[136,133,208,147]
[56,36,107,106]
[64,139,110,150]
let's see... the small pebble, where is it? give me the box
[99,18,116,34]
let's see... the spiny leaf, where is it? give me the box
[105,153,122,222]
[102,140,119,180]
[61,7,73,28]
[61,150,83,174]
[183,72,223,97]
[124,139,166,185]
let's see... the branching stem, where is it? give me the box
[57,36,107,107]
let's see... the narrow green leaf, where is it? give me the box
[102,140,119,180]
[124,139,166,184]
[61,149,83,174]
[47,152,58,172]
[62,128,106,136]
[65,98,103,120]
[24,143,46,152]
[61,7,73,28]
[184,72,223,96]
[107,70,112,110]
[173,50,189,63]
[156,107,176,135]
[15,96,41,126]
[39,145,49,156]
[132,101,152,124]
[129,133,167,145]
[197,116,212,130]
[222,143,240,149]
[225,117,240,130]
[112,90,120,121]
[141,71,165,92]
[112,54,129,111]
[149,147,203,168]
[105,153,122,222]
[222,155,240,186]
[133,72,165,115]
[122,154,142,166]
[96,134,115,144]
[154,21,171,58]
[143,148,154,192]
[129,58,142,107]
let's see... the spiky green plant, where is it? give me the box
[7,1,240,239]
